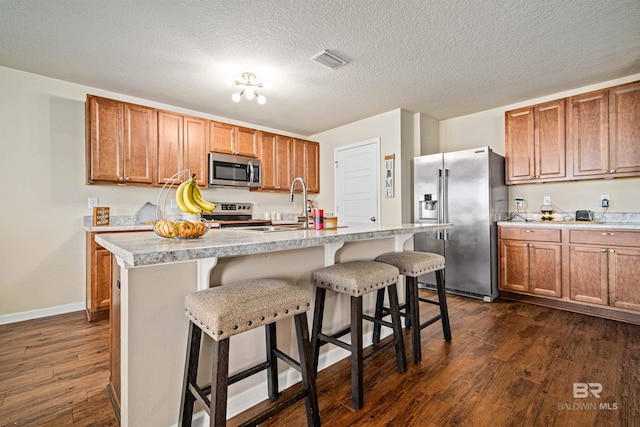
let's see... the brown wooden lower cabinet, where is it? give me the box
[499,225,640,325]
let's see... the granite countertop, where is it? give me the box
[95,222,452,268]
[498,220,640,230]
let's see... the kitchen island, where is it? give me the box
[96,222,452,427]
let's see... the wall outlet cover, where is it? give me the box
[88,197,99,209]
[543,196,551,205]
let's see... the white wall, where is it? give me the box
[0,66,312,319]
[311,109,404,224]
[439,73,640,214]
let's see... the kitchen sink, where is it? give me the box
[235,224,306,233]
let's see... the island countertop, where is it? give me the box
[96,222,453,268]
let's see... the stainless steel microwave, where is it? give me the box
[208,153,261,188]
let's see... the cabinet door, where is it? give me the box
[569,245,608,305]
[505,107,535,183]
[123,103,156,185]
[292,139,320,193]
[93,247,112,312]
[534,100,566,181]
[568,89,610,178]
[529,243,562,297]
[183,116,208,186]
[608,247,640,312]
[236,126,258,157]
[259,132,277,190]
[499,240,530,292]
[275,135,292,190]
[157,111,183,184]
[210,121,235,155]
[87,96,123,183]
[307,141,320,193]
[609,81,640,176]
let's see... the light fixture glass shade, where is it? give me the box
[257,95,266,104]
[232,92,241,102]
[245,86,255,100]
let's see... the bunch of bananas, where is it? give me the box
[176,175,216,215]
[153,219,178,238]
[153,219,209,239]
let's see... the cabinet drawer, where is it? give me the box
[499,227,561,242]
[570,230,640,247]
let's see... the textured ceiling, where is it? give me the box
[1,0,639,136]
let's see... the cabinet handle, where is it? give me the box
[523,243,528,247]
[117,279,121,290]
[524,230,533,233]
[600,249,607,253]
[124,177,130,181]
[119,176,125,181]
[610,169,616,173]
[609,249,615,253]
[602,169,609,173]
[528,244,534,247]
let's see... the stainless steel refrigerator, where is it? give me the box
[413,147,508,302]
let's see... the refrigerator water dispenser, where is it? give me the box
[419,194,438,219]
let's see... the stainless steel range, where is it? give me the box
[201,202,271,228]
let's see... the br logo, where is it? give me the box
[573,383,602,398]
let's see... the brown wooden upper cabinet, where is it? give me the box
[505,80,640,185]
[157,111,208,186]
[259,132,292,191]
[292,139,320,193]
[210,121,258,158]
[505,99,566,184]
[86,95,157,185]
[568,80,640,179]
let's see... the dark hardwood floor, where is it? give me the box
[1,292,638,427]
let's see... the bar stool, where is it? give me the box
[372,252,451,364]
[179,278,320,426]
[311,260,407,410]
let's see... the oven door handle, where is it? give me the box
[247,160,255,187]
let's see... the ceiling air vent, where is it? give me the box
[310,49,348,70]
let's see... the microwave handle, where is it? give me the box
[247,160,254,186]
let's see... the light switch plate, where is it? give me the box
[88,197,99,208]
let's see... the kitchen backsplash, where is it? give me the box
[505,211,640,223]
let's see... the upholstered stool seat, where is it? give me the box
[311,261,407,410]
[180,278,320,426]
[373,251,451,363]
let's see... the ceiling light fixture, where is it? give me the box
[226,72,270,104]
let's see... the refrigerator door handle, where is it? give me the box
[437,168,443,240]
[442,168,449,240]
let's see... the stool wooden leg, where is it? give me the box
[310,287,326,374]
[436,270,452,341]
[404,279,412,328]
[350,295,364,410]
[387,284,407,373]
[407,276,421,363]
[294,313,321,426]
[179,322,202,427]
[371,288,385,345]
[266,322,278,401]
[210,338,230,426]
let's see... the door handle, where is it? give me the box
[370,216,376,222]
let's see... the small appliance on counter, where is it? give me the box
[575,210,593,221]
[540,204,554,221]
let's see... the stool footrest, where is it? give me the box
[237,389,307,427]
[418,296,440,306]
[419,315,443,331]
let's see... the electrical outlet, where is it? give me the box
[88,197,99,208]
[543,196,551,205]
[170,199,177,209]
[601,194,610,208]
[514,197,523,209]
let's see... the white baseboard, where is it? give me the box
[173,328,392,426]
[0,301,85,325]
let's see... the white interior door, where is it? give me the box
[334,138,380,224]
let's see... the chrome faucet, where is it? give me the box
[289,177,308,228]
